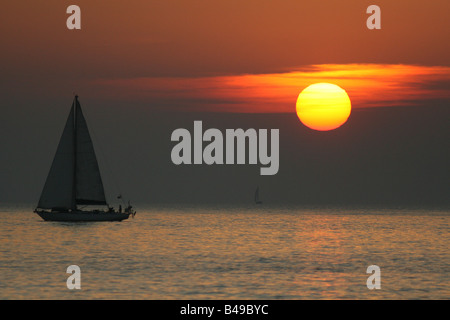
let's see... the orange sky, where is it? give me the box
[1,1,449,111]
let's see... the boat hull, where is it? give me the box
[35,210,131,222]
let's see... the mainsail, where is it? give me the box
[37,96,107,210]
[37,106,75,209]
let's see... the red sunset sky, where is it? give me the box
[1,0,449,112]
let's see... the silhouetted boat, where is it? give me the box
[255,186,263,204]
[34,96,135,222]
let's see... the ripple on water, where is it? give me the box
[0,206,449,299]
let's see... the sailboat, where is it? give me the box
[34,96,135,222]
[254,186,263,204]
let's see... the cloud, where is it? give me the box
[90,64,450,112]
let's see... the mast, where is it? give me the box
[255,186,262,204]
[72,95,78,211]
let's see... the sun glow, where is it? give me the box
[296,83,351,131]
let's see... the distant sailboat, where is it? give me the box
[254,186,262,204]
[34,96,135,222]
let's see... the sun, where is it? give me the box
[296,83,351,131]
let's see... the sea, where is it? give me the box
[0,204,448,300]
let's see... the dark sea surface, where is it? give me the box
[0,204,448,299]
